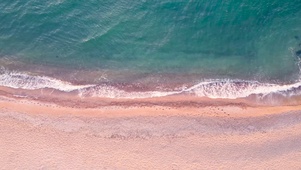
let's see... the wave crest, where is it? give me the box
[1,70,301,100]
[186,80,301,99]
[0,70,94,92]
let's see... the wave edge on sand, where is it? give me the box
[1,69,301,102]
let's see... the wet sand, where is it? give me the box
[1,87,301,169]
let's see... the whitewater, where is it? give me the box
[1,68,301,100]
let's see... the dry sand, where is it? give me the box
[1,87,301,169]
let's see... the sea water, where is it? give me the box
[1,0,301,99]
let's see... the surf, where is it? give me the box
[2,68,301,102]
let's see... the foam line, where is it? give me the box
[185,80,301,99]
[0,71,94,92]
[1,70,301,99]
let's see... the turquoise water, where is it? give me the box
[1,0,301,84]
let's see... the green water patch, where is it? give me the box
[0,0,301,82]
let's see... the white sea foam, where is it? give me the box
[1,70,301,99]
[78,80,301,99]
[185,80,301,99]
[0,70,94,92]
[78,85,179,99]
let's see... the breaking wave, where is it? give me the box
[185,80,301,99]
[0,70,94,92]
[1,69,301,99]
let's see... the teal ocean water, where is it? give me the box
[1,0,301,99]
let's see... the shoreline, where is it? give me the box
[2,57,301,103]
[2,82,301,118]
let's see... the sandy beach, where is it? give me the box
[1,86,301,170]
[1,0,301,169]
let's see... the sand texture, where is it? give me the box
[1,90,301,169]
